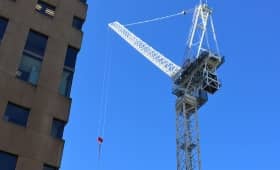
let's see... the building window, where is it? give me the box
[43,164,58,170]
[0,151,17,170]
[24,30,48,56]
[17,52,42,85]
[64,46,78,68]
[79,0,87,4]
[0,17,8,41]
[59,47,79,97]
[72,16,84,30]
[17,30,48,85]
[59,69,73,97]
[51,119,66,139]
[3,102,30,127]
[36,0,56,18]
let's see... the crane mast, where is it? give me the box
[108,3,224,170]
[174,4,223,170]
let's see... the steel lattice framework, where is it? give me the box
[109,21,181,78]
[109,3,224,170]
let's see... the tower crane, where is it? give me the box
[108,2,224,170]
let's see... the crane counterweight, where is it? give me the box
[173,51,224,97]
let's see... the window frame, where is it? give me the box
[59,46,79,97]
[3,102,30,127]
[35,0,56,18]
[0,151,17,170]
[0,16,8,41]
[79,0,87,4]
[72,16,85,31]
[16,30,48,85]
[59,68,74,97]
[16,51,43,85]
[24,30,48,57]
[64,46,79,70]
[43,164,58,170]
[51,118,66,140]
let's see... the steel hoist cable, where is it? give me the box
[124,9,193,27]
[97,27,112,161]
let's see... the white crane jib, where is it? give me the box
[108,21,181,78]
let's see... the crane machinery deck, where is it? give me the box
[108,2,224,170]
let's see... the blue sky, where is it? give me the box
[61,0,280,170]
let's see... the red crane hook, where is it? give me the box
[97,136,104,159]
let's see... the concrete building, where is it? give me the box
[0,0,87,169]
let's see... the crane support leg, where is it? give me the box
[176,95,201,170]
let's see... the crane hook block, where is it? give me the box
[97,137,104,144]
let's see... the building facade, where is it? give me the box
[0,0,87,169]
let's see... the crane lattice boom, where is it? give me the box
[108,21,181,78]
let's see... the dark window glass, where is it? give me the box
[18,30,46,85]
[59,69,73,97]
[59,47,79,97]
[0,151,17,170]
[3,102,30,127]
[64,47,79,69]
[36,0,56,17]
[0,17,8,41]
[17,52,42,85]
[72,17,84,30]
[43,164,58,170]
[4,102,30,126]
[24,30,48,56]
[51,119,65,139]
